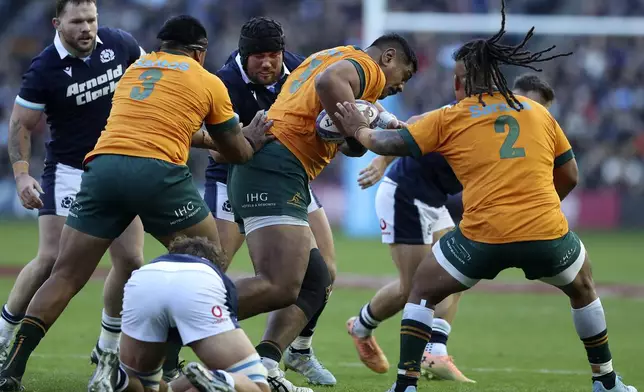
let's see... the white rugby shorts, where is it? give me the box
[121,262,238,345]
[39,162,82,217]
[375,177,455,245]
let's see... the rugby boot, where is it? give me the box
[385,383,417,392]
[185,363,234,392]
[88,347,119,392]
[420,352,475,383]
[593,377,638,392]
[162,358,185,382]
[346,316,389,373]
[267,367,313,392]
[0,376,24,392]
[0,337,11,369]
[283,347,337,385]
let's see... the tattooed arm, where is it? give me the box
[353,127,411,156]
[9,103,45,209]
[9,104,41,170]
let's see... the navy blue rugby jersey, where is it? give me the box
[205,50,305,184]
[386,103,463,208]
[16,27,143,169]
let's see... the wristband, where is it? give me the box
[12,161,29,179]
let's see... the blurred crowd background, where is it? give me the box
[0,0,643,226]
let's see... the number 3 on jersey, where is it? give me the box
[130,69,163,101]
[495,115,525,159]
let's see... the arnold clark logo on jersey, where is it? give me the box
[66,64,123,106]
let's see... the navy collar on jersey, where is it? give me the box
[234,53,290,89]
[54,31,104,60]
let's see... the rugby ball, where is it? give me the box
[315,100,379,143]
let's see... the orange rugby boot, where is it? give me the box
[421,352,476,383]
[346,317,389,374]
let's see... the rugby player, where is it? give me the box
[4,0,146,373]
[202,17,335,386]
[347,112,470,381]
[347,73,555,382]
[332,3,638,391]
[0,15,273,392]
[225,33,416,391]
[104,236,268,392]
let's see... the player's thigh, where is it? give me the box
[308,207,336,281]
[431,227,504,289]
[35,215,66,262]
[109,216,145,268]
[228,141,312,283]
[205,179,245,266]
[390,243,431,293]
[523,231,586,287]
[190,328,258,371]
[66,156,138,240]
[36,162,82,260]
[246,224,312,290]
[120,333,167,374]
[134,159,215,248]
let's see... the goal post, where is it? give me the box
[342,1,644,237]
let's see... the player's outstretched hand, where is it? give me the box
[334,102,370,137]
[15,173,44,210]
[242,110,275,152]
[358,156,389,189]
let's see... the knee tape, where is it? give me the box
[226,353,268,386]
[120,362,162,391]
[295,248,332,320]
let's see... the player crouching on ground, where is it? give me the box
[111,236,268,392]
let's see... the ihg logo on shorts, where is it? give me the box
[171,201,201,225]
[242,193,276,208]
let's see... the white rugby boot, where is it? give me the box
[87,347,119,392]
[283,348,337,385]
[0,337,12,369]
[267,367,313,392]
[185,363,234,392]
[593,377,638,392]
[385,383,417,392]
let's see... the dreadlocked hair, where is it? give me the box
[453,0,572,111]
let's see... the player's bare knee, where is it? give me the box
[111,252,145,276]
[31,252,58,276]
[270,280,301,308]
[325,257,337,283]
[295,248,332,320]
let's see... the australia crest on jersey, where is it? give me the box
[100,48,115,63]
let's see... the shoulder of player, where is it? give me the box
[284,50,305,67]
[22,45,60,76]
[214,60,240,87]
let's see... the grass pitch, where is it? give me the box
[0,221,642,391]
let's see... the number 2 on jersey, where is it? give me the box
[130,69,163,101]
[494,115,525,159]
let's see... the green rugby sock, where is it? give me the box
[1,316,48,380]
